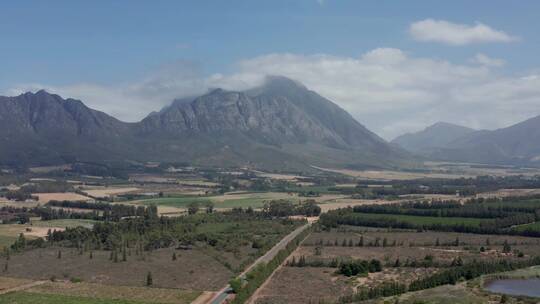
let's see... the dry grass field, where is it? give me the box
[34,193,92,203]
[81,187,139,198]
[3,247,233,291]
[254,267,352,304]
[312,166,472,180]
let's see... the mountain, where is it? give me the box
[429,116,540,165]
[391,122,476,153]
[0,77,411,170]
[0,90,134,166]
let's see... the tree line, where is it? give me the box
[338,257,540,303]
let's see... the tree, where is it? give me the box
[146,272,153,286]
[187,202,199,215]
[204,202,214,214]
[502,240,512,253]
[229,278,242,293]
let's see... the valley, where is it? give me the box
[1,162,540,303]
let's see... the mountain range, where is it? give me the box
[392,118,540,166]
[391,122,476,154]
[0,76,410,171]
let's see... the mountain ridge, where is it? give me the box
[0,76,411,170]
[391,122,476,153]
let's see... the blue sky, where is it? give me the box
[2,1,540,139]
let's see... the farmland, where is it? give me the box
[2,164,540,303]
[254,194,540,303]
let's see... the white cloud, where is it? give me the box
[470,53,505,67]
[6,49,540,140]
[409,19,518,45]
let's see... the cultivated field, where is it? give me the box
[81,187,139,198]
[34,193,92,203]
[255,226,540,303]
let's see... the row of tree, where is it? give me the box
[338,257,540,303]
[323,211,537,236]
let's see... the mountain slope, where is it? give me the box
[0,77,411,170]
[0,90,134,165]
[137,77,407,169]
[430,116,540,165]
[391,122,476,153]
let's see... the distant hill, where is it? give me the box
[0,76,411,170]
[391,122,476,153]
[429,116,540,165]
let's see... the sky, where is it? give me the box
[2,0,540,140]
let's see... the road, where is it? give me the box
[208,222,311,304]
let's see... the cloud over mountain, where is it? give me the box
[6,48,540,140]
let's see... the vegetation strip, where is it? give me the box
[228,226,312,304]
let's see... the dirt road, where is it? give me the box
[207,222,311,304]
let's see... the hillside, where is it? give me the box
[0,77,411,170]
[429,116,540,165]
[391,122,476,153]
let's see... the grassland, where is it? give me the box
[483,265,540,280]
[393,284,486,304]
[0,292,153,304]
[25,281,200,304]
[511,221,540,233]
[3,247,233,291]
[30,219,97,229]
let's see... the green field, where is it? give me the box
[511,221,540,233]
[0,235,17,250]
[137,193,297,209]
[282,185,338,194]
[138,196,212,207]
[350,212,492,227]
[484,199,540,210]
[31,219,97,229]
[0,292,152,304]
